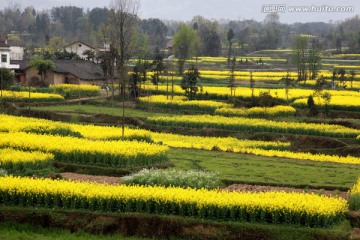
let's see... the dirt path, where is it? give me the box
[225,183,348,199]
[61,172,348,199]
[61,172,122,185]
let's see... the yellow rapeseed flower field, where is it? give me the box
[0,90,64,102]
[50,84,100,97]
[146,85,360,102]
[293,96,360,111]
[0,176,348,227]
[0,114,151,141]
[0,114,289,150]
[151,132,290,151]
[0,132,168,167]
[148,115,360,138]
[215,105,296,117]
[150,133,360,164]
[139,95,231,113]
[2,114,359,165]
[0,148,53,164]
[0,148,54,173]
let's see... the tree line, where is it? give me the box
[1,4,360,59]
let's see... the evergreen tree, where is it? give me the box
[181,65,200,100]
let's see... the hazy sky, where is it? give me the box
[1,0,359,23]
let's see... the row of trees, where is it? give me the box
[292,36,322,82]
[1,4,360,58]
[0,4,167,58]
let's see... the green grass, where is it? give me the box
[32,105,171,118]
[0,223,155,240]
[168,148,360,190]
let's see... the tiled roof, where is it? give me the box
[19,60,105,81]
[0,40,9,48]
[53,60,105,80]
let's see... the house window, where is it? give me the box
[1,54,7,63]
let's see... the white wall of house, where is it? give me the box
[9,46,24,61]
[0,47,19,69]
[65,42,95,59]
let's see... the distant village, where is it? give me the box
[0,34,108,86]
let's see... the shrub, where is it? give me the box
[307,95,319,117]
[0,169,7,176]
[0,68,15,89]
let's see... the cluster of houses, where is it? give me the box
[0,33,106,86]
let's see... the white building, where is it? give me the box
[7,40,24,61]
[64,41,97,59]
[0,40,19,69]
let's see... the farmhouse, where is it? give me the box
[0,39,20,69]
[18,60,105,85]
[64,41,97,60]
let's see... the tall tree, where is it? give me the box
[139,18,167,54]
[130,59,149,98]
[51,6,84,37]
[227,28,235,67]
[181,65,200,100]
[151,54,165,90]
[281,71,295,103]
[109,0,140,140]
[109,0,140,95]
[228,57,236,97]
[238,27,252,53]
[292,35,308,83]
[173,25,198,74]
[199,23,221,57]
[349,70,356,88]
[46,36,64,53]
[307,39,322,80]
[250,71,255,105]
[191,17,221,57]
[335,37,342,53]
[338,68,346,88]
[89,7,109,31]
[331,70,338,89]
